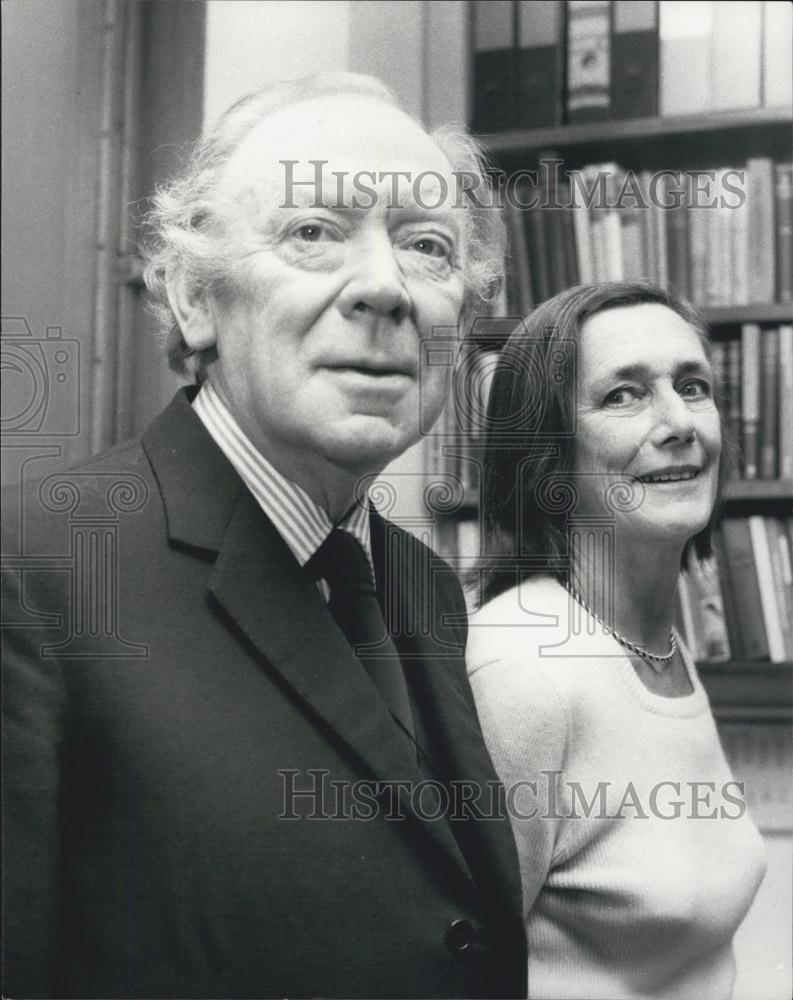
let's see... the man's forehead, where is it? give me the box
[219,94,455,203]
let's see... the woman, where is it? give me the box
[467,283,766,999]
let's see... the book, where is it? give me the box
[570,172,595,283]
[765,517,793,659]
[687,198,708,303]
[559,177,581,287]
[748,515,787,662]
[471,0,516,134]
[521,177,550,303]
[516,0,564,128]
[710,0,762,111]
[566,0,611,123]
[746,157,777,304]
[741,323,762,479]
[759,327,779,480]
[504,200,533,316]
[778,325,793,480]
[659,1,713,116]
[720,517,770,660]
[610,1,659,119]
[712,528,746,660]
[542,165,570,295]
[762,0,793,108]
[726,338,743,477]
[666,174,690,298]
[774,162,792,303]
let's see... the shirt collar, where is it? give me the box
[193,381,373,572]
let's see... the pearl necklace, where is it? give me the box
[563,580,678,669]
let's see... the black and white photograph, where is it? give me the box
[2,2,792,997]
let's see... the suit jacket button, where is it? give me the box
[445,918,476,954]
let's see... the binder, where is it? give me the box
[611,1,659,119]
[471,0,517,133]
[711,0,762,111]
[762,1,793,107]
[566,0,611,122]
[516,0,564,128]
[659,1,712,116]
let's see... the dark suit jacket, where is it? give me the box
[2,389,526,999]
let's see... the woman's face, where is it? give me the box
[572,303,721,549]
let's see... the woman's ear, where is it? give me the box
[165,268,217,352]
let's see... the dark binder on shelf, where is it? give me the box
[516,0,565,128]
[472,0,517,134]
[566,0,611,123]
[611,1,659,119]
[759,327,779,480]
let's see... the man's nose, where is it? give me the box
[651,386,696,444]
[337,233,411,323]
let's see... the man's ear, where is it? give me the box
[165,268,217,352]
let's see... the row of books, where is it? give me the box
[678,516,793,664]
[711,325,793,482]
[472,1,792,133]
[503,159,793,313]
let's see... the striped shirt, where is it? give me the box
[193,381,373,591]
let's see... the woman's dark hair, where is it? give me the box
[475,281,734,607]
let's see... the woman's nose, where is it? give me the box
[651,386,696,444]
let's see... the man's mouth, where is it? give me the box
[635,466,702,484]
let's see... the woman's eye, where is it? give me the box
[679,379,710,399]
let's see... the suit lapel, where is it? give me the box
[142,392,477,889]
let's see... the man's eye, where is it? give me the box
[291,222,338,243]
[411,236,449,259]
[679,379,710,399]
[603,386,640,406]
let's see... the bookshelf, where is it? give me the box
[428,2,793,715]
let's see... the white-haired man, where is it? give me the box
[3,74,525,998]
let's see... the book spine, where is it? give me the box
[741,323,762,479]
[688,199,708,304]
[522,179,550,304]
[471,0,517,133]
[566,0,612,123]
[570,171,596,283]
[720,517,770,660]
[659,0,712,116]
[748,515,787,662]
[766,517,793,660]
[774,162,793,303]
[710,0,762,110]
[560,177,581,286]
[504,199,534,316]
[610,1,659,119]
[666,175,690,298]
[516,0,564,128]
[759,327,779,480]
[712,528,745,661]
[726,338,743,477]
[746,157,776,304]
[778,325,793,480]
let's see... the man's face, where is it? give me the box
[196,95,465,491]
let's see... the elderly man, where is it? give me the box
[2,74,525,998]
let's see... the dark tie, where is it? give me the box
[310,528,416,745]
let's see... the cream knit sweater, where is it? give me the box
[467,576,767,1000]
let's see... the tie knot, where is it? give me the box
[310,528,374,595]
